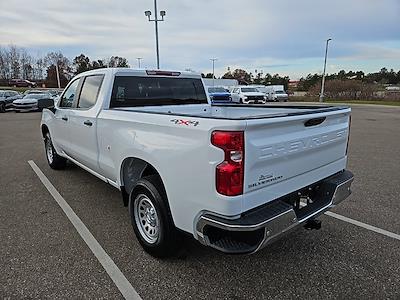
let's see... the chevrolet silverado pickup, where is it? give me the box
[40,68,354,257]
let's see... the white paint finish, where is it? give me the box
[40,68,351,236]
[28,160,141,300]
[326,211,400,241]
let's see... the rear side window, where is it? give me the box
[110,76,207,108]
[78,75,104,109]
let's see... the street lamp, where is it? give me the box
[210,58,217,86]
[136,57,143,68]
[320,38,332,102]
[55,61,61,89]
[144,0,166,69]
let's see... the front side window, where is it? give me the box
[78,75,104,109]
[110,76,207,108]
[59,79,80,108]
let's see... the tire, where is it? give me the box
[129,175,180,258]
[44,132,67,169]
[0,103,5,113]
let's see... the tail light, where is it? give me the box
[211,131,244,196]
[346,115,352,155]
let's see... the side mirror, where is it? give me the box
[37,98,55,109]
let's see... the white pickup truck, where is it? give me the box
[40,68,354,257]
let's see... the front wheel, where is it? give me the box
[129,175,180,258]
[0,103,5,113]
[44,133,67,169]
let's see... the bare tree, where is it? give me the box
[9,45,21,79]
[20,48,34,80]
[0,46,12,80]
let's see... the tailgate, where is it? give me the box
[243,108,351,209]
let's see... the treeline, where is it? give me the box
[298,68,400,91]
[219,69,290,89]
[0,45,130,87]
[1,44,399,92]
[204,67,400,92]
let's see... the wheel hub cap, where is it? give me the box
[134,194,159,244]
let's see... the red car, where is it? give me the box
[8,79,37,88]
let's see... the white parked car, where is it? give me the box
[230,86,266,104]
[268,85,289,102]
[13,93,53,112]
[40,68,353,257]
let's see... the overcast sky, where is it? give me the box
[1,0,399,79]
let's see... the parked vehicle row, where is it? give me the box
[0,89,62,113]
[206,84,289,104]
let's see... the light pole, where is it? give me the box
[320,38,332,102]
[210,58,217,86]
[145,1,166,69]
[136,57,143,68]
[55,61,61,89]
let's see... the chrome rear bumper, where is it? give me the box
[196,170,354,254]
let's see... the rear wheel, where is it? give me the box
[0,103,5,113]
[129,175,180,257]
[44,133,67,169]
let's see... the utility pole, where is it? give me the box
[145,1,166,69]
[210,58,217,86]
[320,38,332,102]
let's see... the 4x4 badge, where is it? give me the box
[170,119,199,127]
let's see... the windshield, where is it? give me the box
[256,87,267,93]
[0,92,5,97]
[241,88,258,93]
[110,76,208,108]
[208,87,227,93]
[23,94,48,99]
[275,90,285,94]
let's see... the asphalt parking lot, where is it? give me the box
[1,105,399,299]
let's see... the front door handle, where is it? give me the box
[61,116,68,121]
[83,120,93,126]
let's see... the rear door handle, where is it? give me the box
[61,116,68,121]
[83,120,93,126]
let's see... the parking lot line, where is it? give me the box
[325,211,400,241]
[28,160,142,300]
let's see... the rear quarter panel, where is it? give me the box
[96,110,247,234]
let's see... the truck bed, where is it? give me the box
[113,104,348,120]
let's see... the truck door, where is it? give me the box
[66,74,104,173]
[52,78,81,154]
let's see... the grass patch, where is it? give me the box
[325,100,400,106]
[289,96,400,106]
[0,86,31,93]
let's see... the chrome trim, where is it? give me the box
[196,171,354,254]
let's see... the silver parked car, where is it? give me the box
[13,93,53,112]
